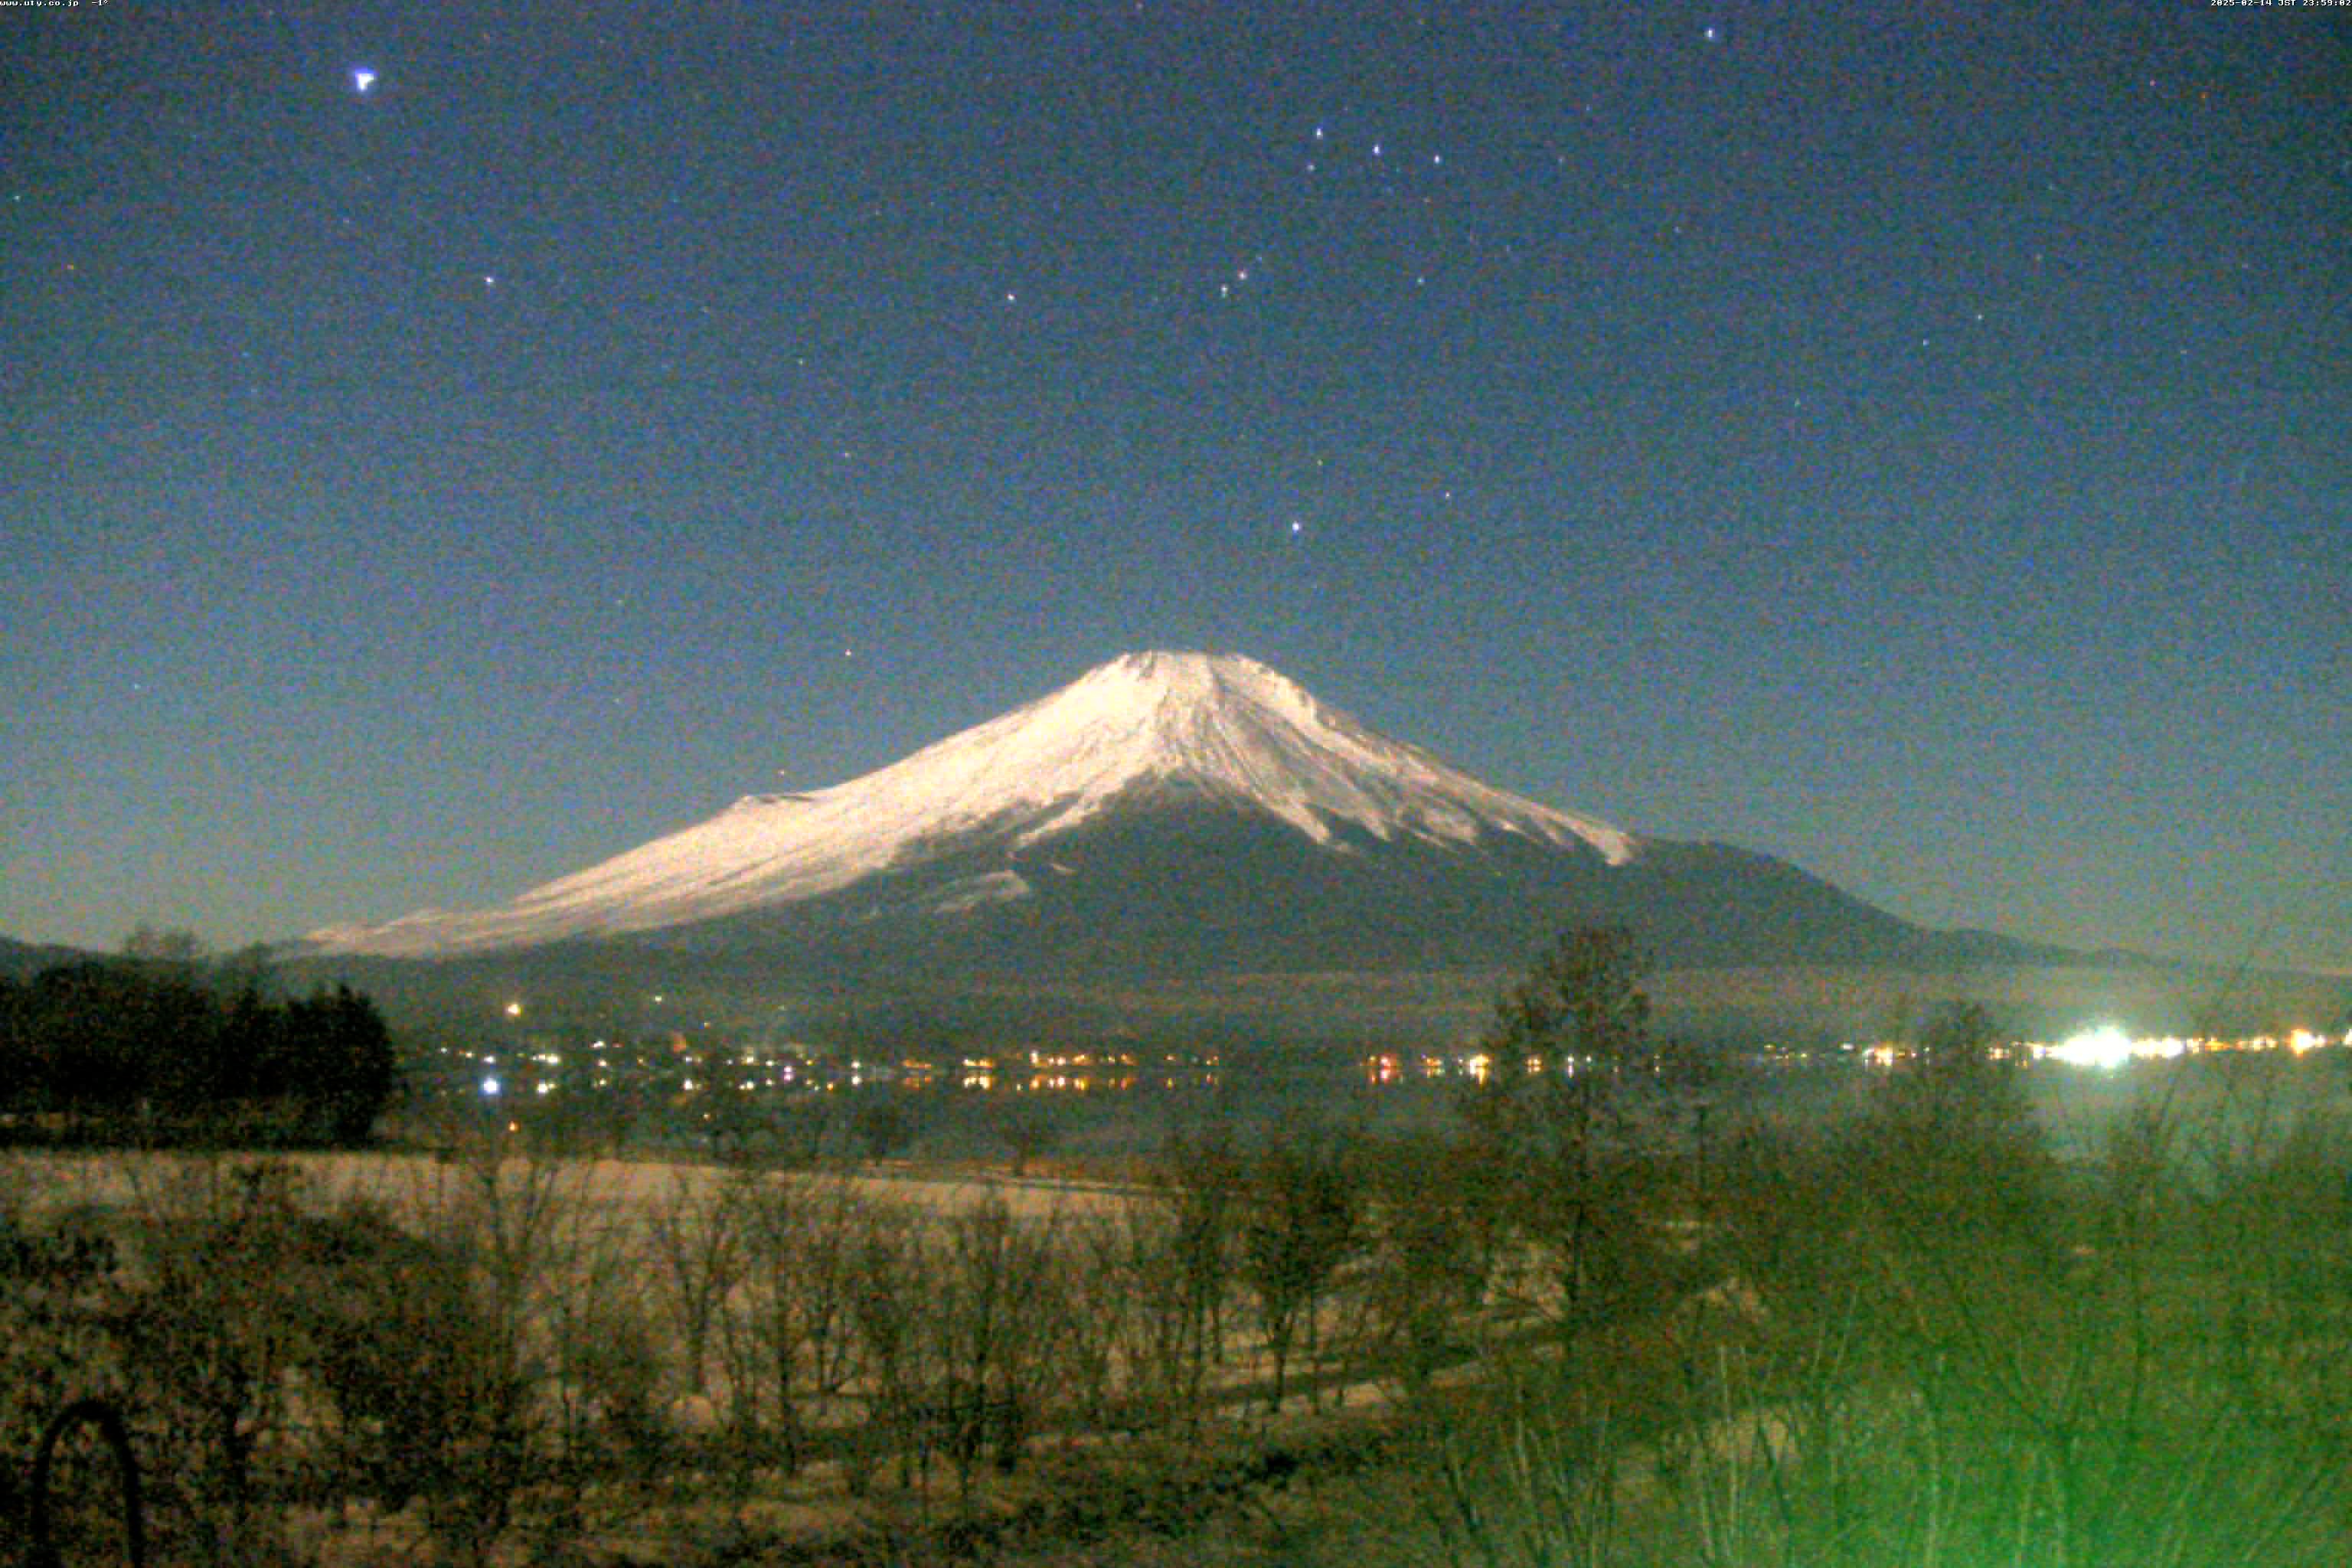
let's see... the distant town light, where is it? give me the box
[481,1076,502,1097]
[2049,1025,2133,1070]
[504,1001,524,1018]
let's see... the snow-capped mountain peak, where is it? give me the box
[973,651,1631,856]
[307,651,1635,957]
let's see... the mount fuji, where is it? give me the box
[306,652,2049,975]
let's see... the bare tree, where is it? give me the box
[1058,1209,1142,1427]
[1355,1130,1494,1396]
[410,1135,586,1566]
[1103,1197,1200,1431]
[644,1168,747,1398]
[1155,1122,1244,1423]
[926,1195,1032,1495]
[737,1170,869,1475]
[1468,925,1676,1342]
[109,1158,315,1564]
[991,1092,1067,1178]
[1237,1129,1360,1414]
[842,1198,936,1498]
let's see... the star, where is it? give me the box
[350,67,377,94]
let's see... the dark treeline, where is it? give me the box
[0,952,397,1145]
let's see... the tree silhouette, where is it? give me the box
[0,960,397,1145]
[1467,924,1671,1338]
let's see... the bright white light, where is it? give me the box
[2050,1025,2133,1070]
[351,68,377,93]
[480,1076,501,1097]
[504,1001,523,1018]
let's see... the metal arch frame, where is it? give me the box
[22,1397,144,1568]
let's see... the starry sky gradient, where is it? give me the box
[5,2,2347,972]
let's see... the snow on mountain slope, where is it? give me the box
[307,651,1637,957]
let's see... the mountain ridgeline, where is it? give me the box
[305,652,2063,979]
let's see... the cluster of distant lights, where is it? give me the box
[1855,1026,2348,1072]
[480,996,2341,1101]
[472,1015,1221,1099]
[1358,1026,2351,1086]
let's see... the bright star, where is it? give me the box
[351,67,377,94]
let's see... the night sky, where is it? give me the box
[5,2,2347,973]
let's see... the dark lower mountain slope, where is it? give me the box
[615,791,2066,978]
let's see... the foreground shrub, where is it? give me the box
[1428,1047,2352,1568]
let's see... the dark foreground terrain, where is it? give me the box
[8,1002,2352,1566]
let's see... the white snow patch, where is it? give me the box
[922,871,1034,915]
